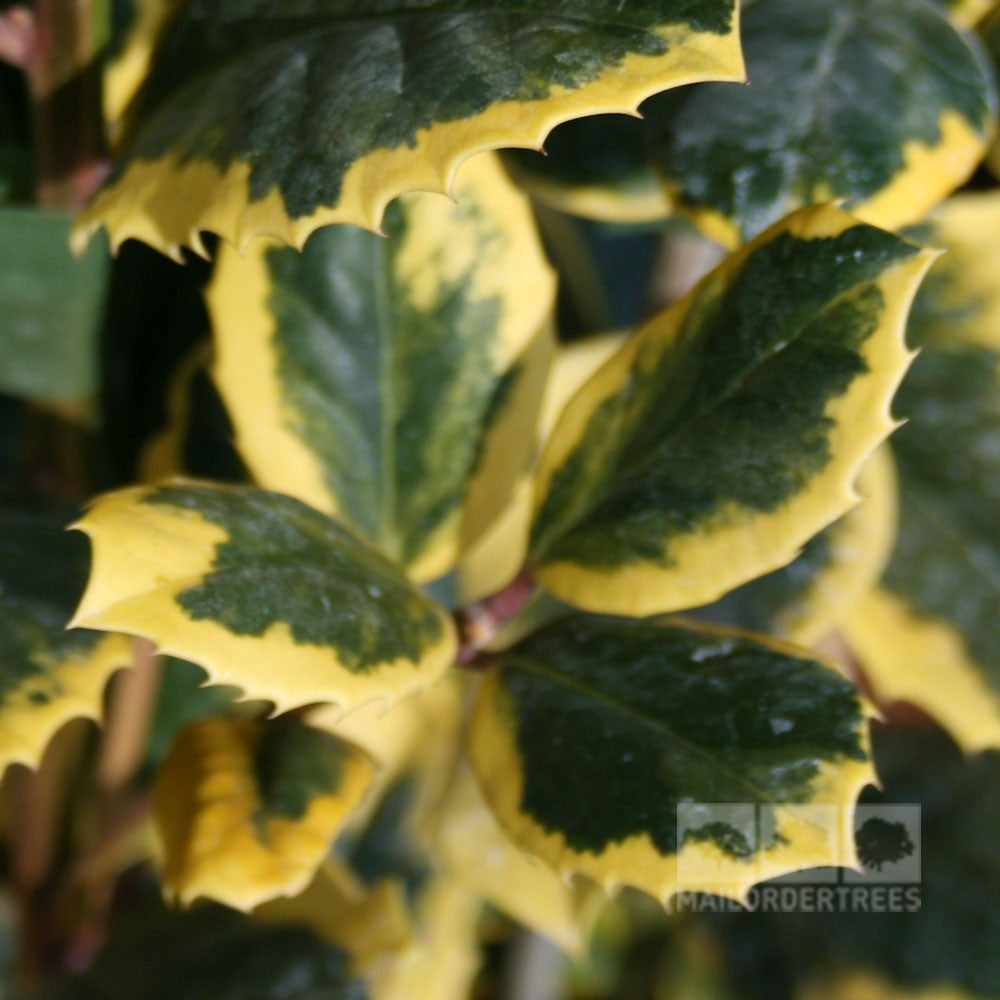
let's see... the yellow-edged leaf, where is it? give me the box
[435,762,599,954]
[845,191,1000,752]
[76,1,744,257]
[71,481,457,715]
[469,616,874,905]
[530,205,933,617]
[457,330,628,605]
[154,716,374,909]
[209,152,555,583]
[645,0,997,246]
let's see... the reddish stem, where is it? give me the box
[455,571,537,665]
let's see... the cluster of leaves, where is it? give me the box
[5,0,1000,997]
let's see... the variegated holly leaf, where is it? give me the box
[644,0,996,247]
[689,446,897,646]
[904,191,1000,350]
[155,716,374,909]
[530,205,932,618]
[262,863,480,1000]
[0,505,132,774]
[75,0,745,258]
[844,192,1000,752]
[504,115,670,224]
[469,616,873,904]
[71,482,457,715]
[209,153,555,583]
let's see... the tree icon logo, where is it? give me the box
[856,815,916,871]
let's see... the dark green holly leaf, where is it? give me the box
[469,615,874,903]
[48,902,370,1000]
[645,0,996,246]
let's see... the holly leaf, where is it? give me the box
[644,0,996,246]
[689,447,897,646]
[71,482,457,714]
[0,505,131,774]
[530,205,933,617]
[155,716,374,910]
[845,192,1000,752]
[75,0,744,257]
[469,616,874,904]
[209,153,555,583]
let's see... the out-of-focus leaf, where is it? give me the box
[139,341,244,484]
[530,205,931,617]
[646,0,996,246]
[457,331,627,605]
[71,482,457,715]
[49,902,371,999]
[846,192,1000,751]
[104,1,179,139]
[469,616,873,904]
[0,209,108,404]
[155,716,374,909]
[209,152,555,583]
[435,762,600,953]
[75,0,745,257]
[0,505,131,773]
